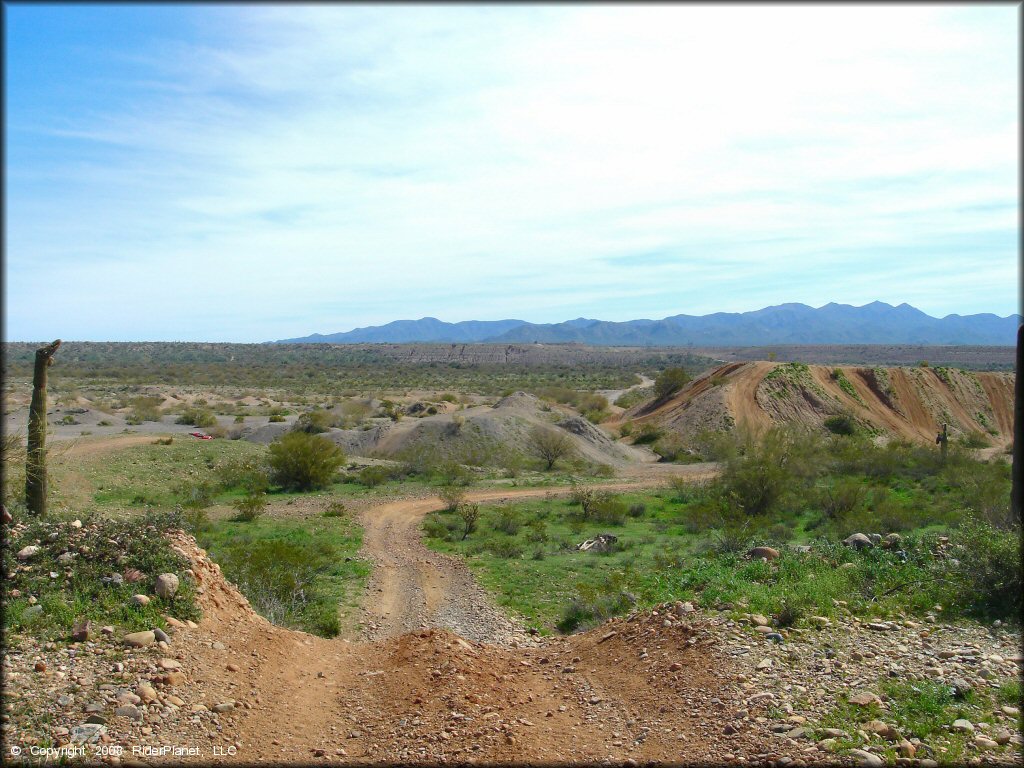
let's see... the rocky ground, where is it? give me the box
[3,480,1021,766]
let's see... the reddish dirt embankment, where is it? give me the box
[622,362,1014,446]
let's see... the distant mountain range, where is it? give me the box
[274,302,1021,346]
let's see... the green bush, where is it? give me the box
[323,500,347,518]
[268,431,345,491]
[632,424,663,445]
[176,408,217,428]
[493,507,522,535]
[943,518,1021,620]
[824,414,856,436]
[294,409,336,434]
[654,367,691,400]
[357,465,392,488]
[268,414,286,423]
[439,484,466,511]
[231,491,269,522]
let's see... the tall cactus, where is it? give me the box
[25,339,61,516]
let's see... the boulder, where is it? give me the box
[71,619,92,642]
[124,630,155,648]
[154,573,179,600]
[843,533,873,550]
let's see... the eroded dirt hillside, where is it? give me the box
[622,362,1015,446]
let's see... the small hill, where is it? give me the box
[245,392,654,469]
[622,361,1015,446]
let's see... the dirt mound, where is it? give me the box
[244,393,653,468]
[625,361,1015,447]
[492,391,543,410]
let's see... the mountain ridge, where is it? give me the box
[274,302,1021,346]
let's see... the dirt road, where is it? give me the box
[357,466,718,644]
[168,462,756,765]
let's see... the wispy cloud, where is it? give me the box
[5,4,1018,341]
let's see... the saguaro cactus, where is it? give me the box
[25,339,61,516]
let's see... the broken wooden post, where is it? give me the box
[25,339,61,516]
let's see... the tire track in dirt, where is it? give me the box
[357,467,718,644]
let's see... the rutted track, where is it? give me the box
[358,467,717,644]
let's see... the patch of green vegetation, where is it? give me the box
[830,369,865,405]
[819,678,1004,765]
[425,428,1019,633]
[613,386,653,409]
[197,513,369,637]
[2,511,201,641]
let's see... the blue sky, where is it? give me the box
[4,4,1019,342]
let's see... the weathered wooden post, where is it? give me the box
[25,339,61,516]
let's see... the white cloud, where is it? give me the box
[5,4,1018,340]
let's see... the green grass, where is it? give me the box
[195,513,369,637]
[423,430,1019,633]
[818,678,1014,765]
[2,511,200,641]
[424,491,981,632]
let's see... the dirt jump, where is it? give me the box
[149,467,770,765]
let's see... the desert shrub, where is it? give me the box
[589,494,628,525]
[205,423,228,439]
[669,476,710,504]
[435,460,472,486]
[618,421,634,437]
[356,465,392,488]
[128,395,163,423]
[457,503,480,540]
[958,431,991,449]
[268,431,345,491]
[526,425,575,470]
[173,479,217,509]
[823,414,856,436]
[525,517,548,543]
[294,409,336,434]
[234,414,245,423]
[817,478,868,520]
[204,536,341,636]
[486,537,523,559]
[231,491,269,522]
[153,437,173,445]
[493,507,522,536]
[268,414,286,423]
[439,393,458,403]
[628,502,646,518]
[651,432,691,462]
[942,517,1021,620]
[632,423,663,445]
[579,393,609,423]
[716,425,824,517]
[557,572,635,633]
[215,456,270,494]
[438,484,466,511]
[654,367,691,400]
[176,408,217,428]
[98,420,113,426]
[322,500,347,518]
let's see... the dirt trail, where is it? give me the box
[358,466,717,644]
[166,464,753,765]
[724,361,774,433]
